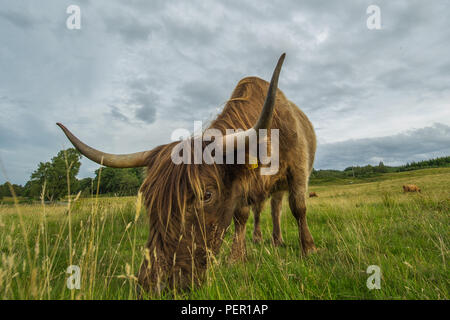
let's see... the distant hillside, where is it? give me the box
[310,156,450,185]
[2,155,449,200]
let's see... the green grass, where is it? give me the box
[310,167,450,186]
[0,168,449,299]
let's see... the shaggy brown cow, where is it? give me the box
[403,184,421,192]
[57,53,317,293]
[309,192,318,198]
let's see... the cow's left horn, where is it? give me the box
[56,123,150,168]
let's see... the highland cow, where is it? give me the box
[309,192,318,198]
[57,53,317,293]
[403,184,421,192]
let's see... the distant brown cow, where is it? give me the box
[309,192,318,198]
[403,184,421,192]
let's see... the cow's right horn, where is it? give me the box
[56,123,151,168]
[221,53,286,152]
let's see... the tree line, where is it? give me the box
[1,148,449,202]
[0,148,144,201]
[310,156,450,181]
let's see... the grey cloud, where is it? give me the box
[166,79,229,122]
[130,90,158,124]
[315,123,450,170]
[109,106,130,123]
[1,0,450,184]
[135,105,156,123]
[0,8,36,29]
[103,14,153,44]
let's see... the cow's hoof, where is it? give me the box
[229,251,246,263]
[253,232,262,244]
[272,237,285,247]
[302,245,318,256]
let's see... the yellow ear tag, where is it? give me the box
[248,156,258,169]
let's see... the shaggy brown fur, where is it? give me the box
[403,184,421,192]
[136,76,317,293]
[309,192,318,198]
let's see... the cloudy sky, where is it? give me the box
[1,0,449,185]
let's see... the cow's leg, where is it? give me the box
[252,202,263,243]
[287,170,317,255]
[230,206,250,262]
[271,192,284,246]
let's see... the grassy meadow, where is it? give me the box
[0,167,448,299]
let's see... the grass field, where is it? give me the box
[0,168,448,299]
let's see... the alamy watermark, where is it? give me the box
[170,121,279,175]
[366,5,381,30]
[66,265,81,290]
[366,265,381,290]
[66,5,81,30]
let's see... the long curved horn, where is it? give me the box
[56,123,150,168]
[222,53,286,151]
[254,52,285,131]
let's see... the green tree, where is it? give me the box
[0,183,7,200]
[93,167,143,196]
[374,161,388,173]
[26,148,81,201]
[0,182,25,200]
[79,177,94,196]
